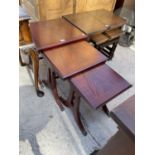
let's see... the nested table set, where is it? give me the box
[20,8,131,135]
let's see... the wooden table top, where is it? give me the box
[111,95,135,140]
[63,9,126,35]
[70,64,131,109]
[30,18,87,51]
[44,41,107,79]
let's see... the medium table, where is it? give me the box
[63,9,126,35]
[43,41,107,111]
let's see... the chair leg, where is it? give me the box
[29,49,44,97]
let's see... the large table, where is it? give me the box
[63,9,126,35]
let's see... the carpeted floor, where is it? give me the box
[19,45,135,155]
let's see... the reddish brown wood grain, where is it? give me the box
[70,64,131,109]
[43,41,107,79]
[30,18,87,51]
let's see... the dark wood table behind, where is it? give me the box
[63,9,126,35]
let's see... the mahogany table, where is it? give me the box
[63,9,126,35]
[29,18,87,97]
[43,41,107,111]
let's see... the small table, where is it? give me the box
[43,41,107,111]
[69,64,131,135]
[29,18,87,97]
[111,95,135,140]
[63,9,126,35]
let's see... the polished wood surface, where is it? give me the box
[111,95,135,140]
[30,18,87,51]
[70,64,131,109]
[96,129,135,155]
[63,9,126,35]
[44,41,107,79]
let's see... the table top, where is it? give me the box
[111,95,135,140]
[30,18,87,51]
[44,41,107,79]
[70,64,131,109]
[63,9,126,35]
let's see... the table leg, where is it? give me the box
[108,42,118,60]
[102,105,110,116]
[29,49,44,97]
[72,92,87,136]
[48,68,65,111]
[65,86,74,107]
